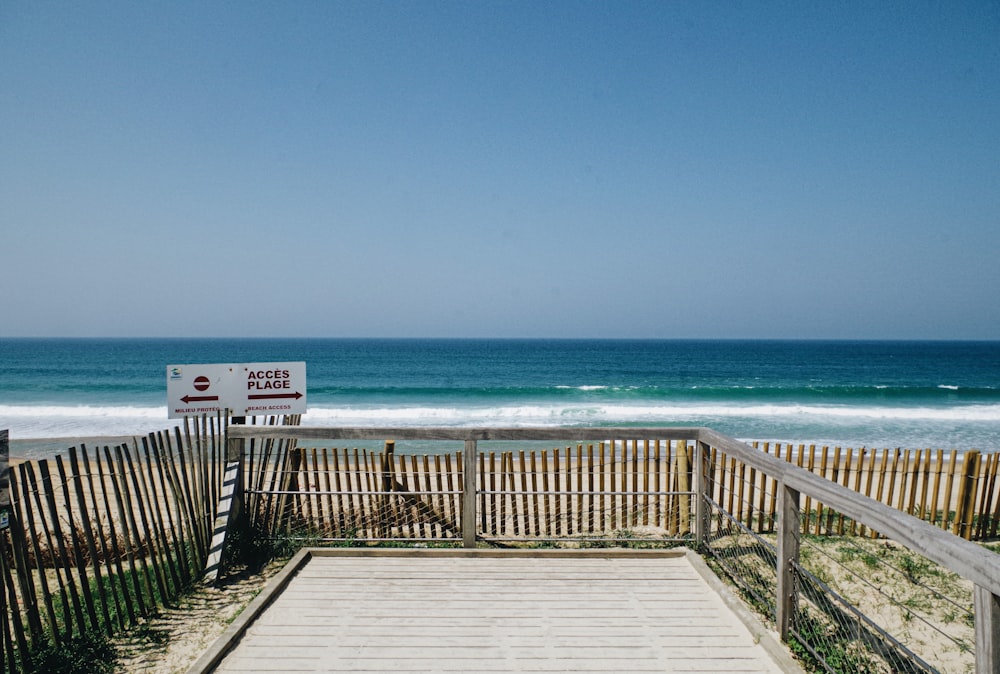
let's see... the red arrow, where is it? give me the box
[181,395,220,403]
[247,391,303,401]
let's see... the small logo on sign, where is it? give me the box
[170,367,183,379]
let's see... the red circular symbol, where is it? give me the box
[193,376,211,392]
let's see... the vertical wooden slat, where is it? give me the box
[553,448,563,536]
[18,463,60,637]
[321,448,335,536]
[735,454,747,536]
[67,448,112,634]
[837,447,853,535]
[621,442,630,530]
[115,445,160,615]
[745,447,757,532]
[918,448,932,522]
[91,448,136,627]
[885,448,901,515]
[9,490,38,650]
[297,449,312,529]
[642,440,650,527]
[955,451,982,540]
[366,450,380,537]
[975,453,998,540]
[539,450,550,536]
[896,449,912,515]
[929,449,944,528]
[142,438,186,592]
[824,446,842,533]
[124,444,172,607]
[309,448,323,535]
[354,448,368,535]
[587,445,595,534]
[105,446,149,619]
[422,454,435,537]
[766,443,779,529]
[850,447,867,536]
[171,428,205,562]
[140,439,179,592]
[990,458,1000,539]
[858,446,877,537]
[53,456,98,633]
[331,449,344,537]
[801,445,815,534]
[8,462,44,647]
[597,443,606,533]
[677,441,690,536]
[519,451,530,537]
[576,444,585,534]
[40,459,86,635]
[498,452,507,537]
[725,455,736,530]
[904,449,920,517]
[630,440,639,528]
[0,518,30,674]
[445,453,457,538]
[565,446,575,535]
[653,440,663,528]
[509,451,520,537]
[487,452,497,536]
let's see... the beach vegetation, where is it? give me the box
[23,630,119,674]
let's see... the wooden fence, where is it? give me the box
[2,424,998,673]
[0,419,225,674]
[244,438,1000,543]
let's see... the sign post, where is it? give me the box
[167,363,307,583]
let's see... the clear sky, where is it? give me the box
[2,2,998,339]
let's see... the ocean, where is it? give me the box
[2,338,999,458]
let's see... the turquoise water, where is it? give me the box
[2,338,999,455]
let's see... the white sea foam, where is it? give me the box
[3,402,999,445]
[0,404,171,438]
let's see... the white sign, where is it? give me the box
[167,362,307,418]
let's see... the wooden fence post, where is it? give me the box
[694,441,709,547]
[776,481,800,642]
[974,585,1000,674]
[955,450,981,540]
[462,440,477,548]
[204,428,244,584]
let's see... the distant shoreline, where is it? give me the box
[10,436,137,460]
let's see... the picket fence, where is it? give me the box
[244,438,999,543]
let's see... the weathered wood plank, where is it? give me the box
[205,552,793,674]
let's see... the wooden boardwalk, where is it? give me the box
[192,549,801,674]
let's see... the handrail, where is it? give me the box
[224,425,704,442]
[226,424,1000,590]
[698,427,1000,595]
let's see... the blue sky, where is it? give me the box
[2,2,998,339]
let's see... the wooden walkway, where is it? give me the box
[191,549,801,674]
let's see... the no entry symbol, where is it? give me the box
[193,376,211,392]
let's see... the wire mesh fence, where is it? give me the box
[790,513,975,673]
[242,439,697,545]
[703,441,980,674]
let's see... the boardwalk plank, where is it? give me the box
[207,552,798,674]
